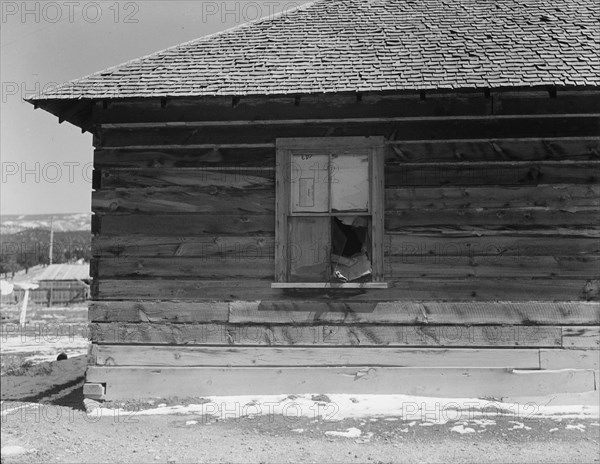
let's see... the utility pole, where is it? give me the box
[49,216,54,265]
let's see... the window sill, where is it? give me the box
[271,282,388,289]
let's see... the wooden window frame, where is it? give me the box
[272,136,386,289]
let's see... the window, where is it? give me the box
[272,137,386,288]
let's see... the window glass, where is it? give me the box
[331,153,369,212]
[290,153,329,212]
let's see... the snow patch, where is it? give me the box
[450,425,476,434]
[508,421,532,431]
[86,393,599,423]
[325,427,361,438]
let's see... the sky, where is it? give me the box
[1,0,308,215]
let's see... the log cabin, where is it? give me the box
[28,0,599,401]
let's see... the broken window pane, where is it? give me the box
[331,153,369,212]
[331,216,372,282]
[290,153,329,212]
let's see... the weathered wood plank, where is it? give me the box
[94,91,600,125]
[539,349,600,370]
[493,91,600,116]
[385,161,599,186]
[386,227,600,237]
[94,146,275,168]
[93,187,274,214]
[92,235,275,258]
[94,257,274,279]
[92,345,541,368]
[94,138,600,167]
[87,366,597,400]
[386,185,600,210]
[88,301,229,323]
[386,138,600,163]
[98,115,600,147]
[91,232,599,259]
[562,326,600,349]
[385,208,598,228]
[98,167,274,189]
[387,233,600,257]
[94,92,495,124]
[93,278,599,301]
[229,301,600,325]
[89,322,562,347]
[88,300,599,325]
[92,254,598,279]
[96,214,274,236]
[387,256,600,279]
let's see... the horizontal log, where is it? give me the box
[89,322,562,347]
[93,278,599,301]
[102,114,600,130]
[387,232,600,257]
[89,301,229,323]
[97,167,274,189]
[95,214,274,236]
[385,161,599,186]
[493,91,600,116]
[92,345,541,368]
[91,231,598,259]
[385,208,598,227]
[229,301,600,325]
[93,91,600,125]
[562,326,600,349]
[86,366,597,400]
[92,235,275,258]
[93,183,599,214]
[97,115,600,147]
[92,187,274,214]
[387,255,600,279]
[386,185,600,210]
[94,92,493,124]
[386,227,600,237]
[539,349,600,370]
[88,300,599,325]
[95,209,597,236]
[91,255,598,279]
[386,138,600,162]
[94,138,600,168]
[94,146,275,168]
[93,257,274,279]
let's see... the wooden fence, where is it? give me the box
[0,287,89,307]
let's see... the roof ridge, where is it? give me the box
[27,0,321,100]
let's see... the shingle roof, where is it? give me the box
[31,0,600,100]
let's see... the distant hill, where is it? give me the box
[0,214,91,275]
[0,213,91,235]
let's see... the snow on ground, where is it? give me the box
[87,392,600,425]
[1,307,89,363]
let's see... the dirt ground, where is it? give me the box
[1,392,599,464]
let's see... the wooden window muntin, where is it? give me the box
[275,137,385,286]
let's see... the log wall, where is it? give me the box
[86,90,600,400]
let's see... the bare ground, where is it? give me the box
[1,391,599,464]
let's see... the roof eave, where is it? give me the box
[26,98,96,133]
